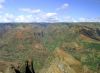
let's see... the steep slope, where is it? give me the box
[0,23,100,73]
[0,24,49,73]
[39,48,90,73]
[79,26,100,41]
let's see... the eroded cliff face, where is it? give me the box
[0,48,91,73]
[79,26,100,41]
[0,60,35,73]
[39,48,92,73]
[0,23,100,73]
[0,61,16,73]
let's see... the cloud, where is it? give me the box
[79,17,93,22]
[78,17,100,22]
[19,7,59,22]
[0,13,14,22]
[60,16,100,22]
[19,8,41,14]
[14,12,58,22]
[57,3,69,10]
[0,13,34,22]
[61,16,77,22]
[45,13,58,20]
[15,15,34,22]
[0,12,59,22]
[79,17,87,22]
[0,0,5,9]
[94,17,100,22]
[39,12,59,22]
[44,13,57,18]
[0,12,100,22]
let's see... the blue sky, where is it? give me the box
[0,0,100,22]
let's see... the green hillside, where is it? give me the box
[0,23,100,73]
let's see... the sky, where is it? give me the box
[0,0,100,22]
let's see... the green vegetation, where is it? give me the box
[0,23,100,73]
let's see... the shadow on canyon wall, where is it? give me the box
[11,60,35,73]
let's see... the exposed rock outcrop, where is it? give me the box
[79,26,100,41]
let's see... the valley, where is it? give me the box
[0,23,100,73]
